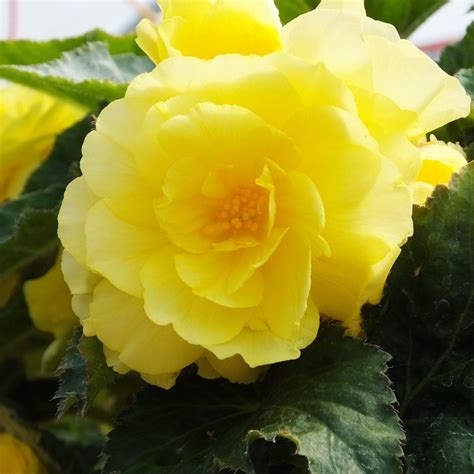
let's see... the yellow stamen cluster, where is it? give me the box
[203,184,268,237]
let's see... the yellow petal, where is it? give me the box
[0,84,86,201]
[58,177,98,265]
[61,250,101,295]
[312,246,401,334]
[265,53,357,113]
[175,251,264,308]
[85,201,165,297]
[414,137,467,205]
[136,18,164,64]
[283,7,371,81]
[137,0,282,62]
[142,246,253,345]
[364,37,471,137]
[283,105,379,207]
[90,279,203,375]
[0,433,46,474]
[260,229,312,338]
[81,131,157,227]
[206,298,319,367]
[198,352,265,384]
[318,0,365,14]
[93,98,148,152]
[127,55,303,129]
[24,253,76,337]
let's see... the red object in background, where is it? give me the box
[8,0,18,39]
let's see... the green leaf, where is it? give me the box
[364,163,474,472]
[0,114,92,279]
[55,329,116,417]
[365,0,448,38]
[275,0,447,37]
[457,69,474,100]
[0,42,153,108]
[104,324,403,473]
[42,417,106,474]
[439,22,474,75]
[0,29,144,66]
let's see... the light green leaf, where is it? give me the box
[104,324,403,473]
[0,29,144,65]
[275,0,447,37]
[364,162,474,472]
[0,42,153,107]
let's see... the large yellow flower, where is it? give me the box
[0,433,46,474]
[136,0,282,63]
[59,52,415,387]
[59,0,469,388]
[0,84,86,202]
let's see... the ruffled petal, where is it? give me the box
[127,55,303,128]
[197,352,265,384]
[58,177,98,265]
[90,279,203,375]
[260,229,312,338]
[85,201,165,297]
[142,246,253,345]
[138,0,281,62]
[206,298,319,367]
[81,131,157,227]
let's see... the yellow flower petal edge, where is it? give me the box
[0,433,46,474]
[0,84,86,202]
[24,252,77,338]
[62,250,263,388]
[414,135,468,206]
[58,49,427,388]
[136,0,282,63]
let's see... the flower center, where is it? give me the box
[203,184,268,238]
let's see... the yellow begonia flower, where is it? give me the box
[24,253,77,338]
[0,84,86,202]
[0,433,46,474]
[136,0,282,63]
[58,51,419,388]
[282,0,471,182]
[414,136,467,205]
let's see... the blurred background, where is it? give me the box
[0,0,473,57]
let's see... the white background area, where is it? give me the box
[0,0,473,48]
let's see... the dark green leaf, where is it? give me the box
[0,42,153,107]
[364,163,474,472]
[55,329,116,417]
[275,0,447,37]
[0,29,144,66]
[439,22,474,75]
[104,324,403,474]
[42,417,106,474]
[0,114,92,279]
